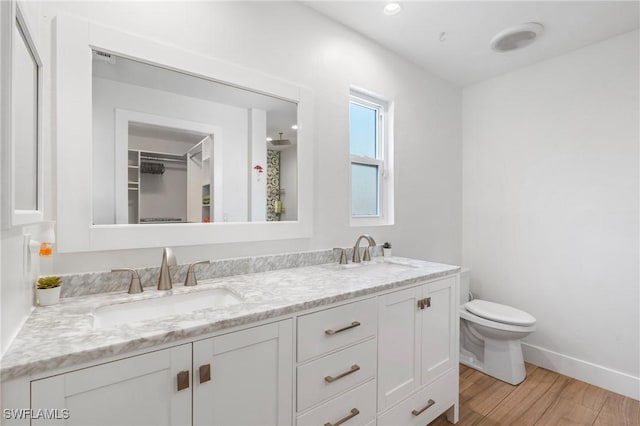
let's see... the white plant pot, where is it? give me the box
[383,248,392,257]
[37,286,61,306]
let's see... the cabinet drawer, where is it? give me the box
[377,369,457,426]
[297,298,377,362]
[297,379,376,426]
[297,338,376,412]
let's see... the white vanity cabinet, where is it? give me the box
[192,320,292,426]
[16,273,460,426]
[31,344,192,426]
[30,320,293,426]
[377,275,458,424]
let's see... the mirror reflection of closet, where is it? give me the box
[123,122,218,224]
[1,1,44,227]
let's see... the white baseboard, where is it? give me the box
[522,343,639,400]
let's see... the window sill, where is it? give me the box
[350,216,393,227]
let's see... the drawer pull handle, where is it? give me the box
[199,364,211,384]
[325,321,361,335]
[324,364,360,383]
[411,399,435,416]
[324,408,359,426]
[177,370,190,391]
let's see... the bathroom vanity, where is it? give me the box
[1,254,460,426]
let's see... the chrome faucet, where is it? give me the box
[157,247,177,290]
[352,234,376,263]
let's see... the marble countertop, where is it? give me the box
[0,257,459,381]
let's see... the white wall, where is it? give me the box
[139,164,188,222]
[0,1,46,356]
[1,229,32,355]
[462,30,639,398]
[35,1,461,273]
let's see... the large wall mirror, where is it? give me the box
[1,1,44,228]
[55,15,313,252]
[92,53,298,225]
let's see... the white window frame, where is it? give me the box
[349,89,394,227]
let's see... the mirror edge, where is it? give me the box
[55,13,314,252]
[1,0,45,230]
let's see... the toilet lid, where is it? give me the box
[464,300,536,326]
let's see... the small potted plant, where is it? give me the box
[36,276,62,306]
[383,242,392,257]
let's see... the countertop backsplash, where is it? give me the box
[58,246,382,298]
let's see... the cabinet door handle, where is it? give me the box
[177,370,190,391]
[324,364,360,383]
[324,408,359,426]
[199,364,211,384]
[411,399,435,416]
[417,297,432,310]
[325,321,360,335]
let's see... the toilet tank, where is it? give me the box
[460,267,471,304]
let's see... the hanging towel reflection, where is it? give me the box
[140,162,165,175]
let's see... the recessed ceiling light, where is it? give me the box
[266,137,273,142]
[383,2,402,16]
[490,22,544,52]
[291,124,298,130]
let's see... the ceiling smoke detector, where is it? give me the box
[490,22,544,52]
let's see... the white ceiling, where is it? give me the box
[305,1,640,87]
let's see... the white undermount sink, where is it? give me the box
[92,288,243,329]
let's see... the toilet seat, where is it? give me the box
[459,306,536,333]
[464,300,536,326]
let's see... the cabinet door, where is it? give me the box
[193,320,293,426]
[31,344,192,426]
[420,276,456,386]
[377,286,421,410]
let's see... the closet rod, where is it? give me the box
[140,156,186,163]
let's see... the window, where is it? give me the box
[349,90,393,225]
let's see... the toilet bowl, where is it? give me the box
[459,268,536,385]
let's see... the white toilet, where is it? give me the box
[459,268,536,385]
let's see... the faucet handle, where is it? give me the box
[337,249,348,265]
[184,260,210,287]
[111,268,143,294]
